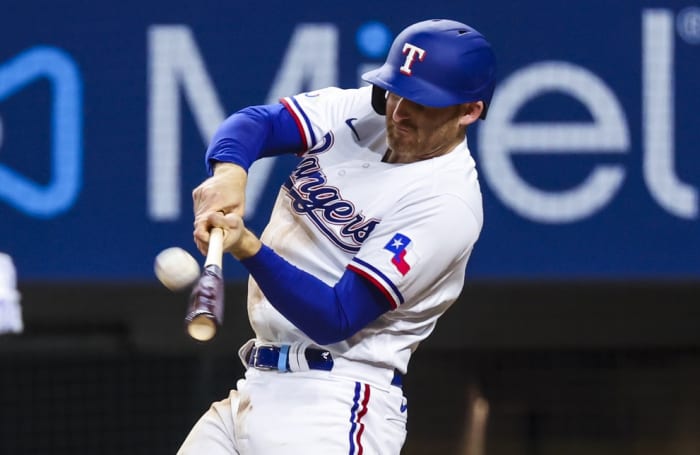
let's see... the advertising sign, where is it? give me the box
[0,0,698,281]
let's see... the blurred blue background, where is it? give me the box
[2,0,699,282]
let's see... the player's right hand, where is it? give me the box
[206,211,262,260]
[192,162,248,255]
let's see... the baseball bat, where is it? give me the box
[185,227,225,342]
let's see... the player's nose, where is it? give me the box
[391,97,410,122]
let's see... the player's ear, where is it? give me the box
[458,101,484,126]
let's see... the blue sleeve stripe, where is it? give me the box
[280,97,309,149]
[348,258,403,308]
[281,96,316,148]
[290,97,317,145]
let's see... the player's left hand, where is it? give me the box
[192,163,248,255]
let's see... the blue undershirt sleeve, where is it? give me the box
[205,104,303,175]
[240,245,392,346]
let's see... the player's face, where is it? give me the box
[384,93,469,163]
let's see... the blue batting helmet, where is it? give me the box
[362,19,496,119]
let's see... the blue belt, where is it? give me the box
[246,345,402,387]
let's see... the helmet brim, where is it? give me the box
[362,65,469,108]
[363,65,490,119]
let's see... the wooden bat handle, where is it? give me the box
[205,227,224,268]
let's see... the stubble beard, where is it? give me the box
[386,124,419,159]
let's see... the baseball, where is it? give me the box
[154,247,201,291]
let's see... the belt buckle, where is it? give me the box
[250,346,276,370]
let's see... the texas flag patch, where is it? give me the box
[384,233,413,276]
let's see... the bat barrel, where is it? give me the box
[185,263,224,341]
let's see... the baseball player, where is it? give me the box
[179,19,496,454]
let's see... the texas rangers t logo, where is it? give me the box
[384,233,412,275]
[399,43,426,76]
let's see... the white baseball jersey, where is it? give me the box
[247,84,483,378]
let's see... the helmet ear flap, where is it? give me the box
[479,101,489,120]
[371,85,387,115]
